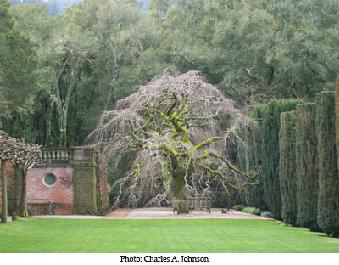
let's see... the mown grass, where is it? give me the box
[0,218,338,253]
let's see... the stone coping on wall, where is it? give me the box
[36,146,99,167]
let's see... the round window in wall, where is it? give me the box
[43,173,56,187]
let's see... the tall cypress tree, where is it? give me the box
[316,91,339,237]
[258,99,303,219]
[336,8,339,191]
[279,110,297,225]
[295,103,318,229]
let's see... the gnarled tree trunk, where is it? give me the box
[170,154,189,214]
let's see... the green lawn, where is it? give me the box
[0,218,338,253]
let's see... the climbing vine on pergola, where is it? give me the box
[0,130,43,222]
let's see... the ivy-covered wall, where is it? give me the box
[72,147,109,215]
[73,165,97,215]
[95,152,109,215]
[72,149,98,215]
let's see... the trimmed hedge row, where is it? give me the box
[246,99,303,219]
[237,93,338,236]
[278,92,338,236]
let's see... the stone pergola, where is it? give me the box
[0,129,42,223]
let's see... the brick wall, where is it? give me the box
[26,166,74,215]
[2,147,109,217]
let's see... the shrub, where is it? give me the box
[243,207,261,216]
[232,205,245,211]
[260,211,273,218]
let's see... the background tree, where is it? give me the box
[0,0,37,113]
[2,0,338,147]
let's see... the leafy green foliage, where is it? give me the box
[1,0,338,148]
[0,0,37,111]
[150,0,338,104]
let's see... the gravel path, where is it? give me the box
[31,208,270,220]
[105,208,131,218]
[106,208,270,219]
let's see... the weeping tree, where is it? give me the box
[236,116,264,209]
[88,71,259,213]
[0,129,42,222]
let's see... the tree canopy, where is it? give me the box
[0,0,337,148]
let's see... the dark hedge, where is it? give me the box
[295,103,319,229]
[251,99,303,219]
[279,110,297,225]
[316,91,339,237]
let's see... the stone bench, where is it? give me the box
[171,197,211,214]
